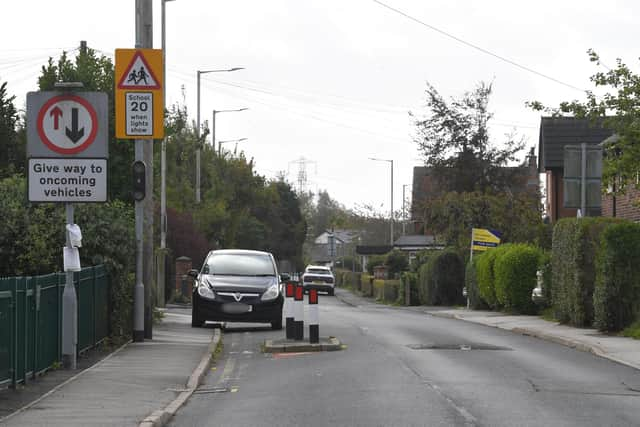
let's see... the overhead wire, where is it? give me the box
[371,0,586,93]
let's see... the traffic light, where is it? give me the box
[132,161,146,201]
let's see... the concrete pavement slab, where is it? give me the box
[1,308,217,427]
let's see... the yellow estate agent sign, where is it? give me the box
[471,228,501,251]
[115,49,164,139]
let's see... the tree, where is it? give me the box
[412,81,526,193]
[528,50,640,194]
[0,80,23,179]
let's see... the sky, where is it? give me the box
[2,0,639,216]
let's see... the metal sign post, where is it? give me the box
[27,83,109,369]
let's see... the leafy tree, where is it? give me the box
[412,81,526,193]
[0,80,23,179]
[528,50,640,194]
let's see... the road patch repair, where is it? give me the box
[263,336,342,353]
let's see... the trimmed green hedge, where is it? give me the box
[551,217,622,327]
[398,272,420,305]
[476,245,511,309]
[465,256,487,310]
[494,244,542,314]
[360,273,374,296]
[373,279,400,302]
[594,222,640,332]
[419,250,464,305]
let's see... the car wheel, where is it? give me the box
[271,317,283,330]
[328,288,335,296]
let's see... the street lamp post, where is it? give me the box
[369,157,394,246]
[196,67,244,203]
[159,0,175,309]
[212,108,248,156]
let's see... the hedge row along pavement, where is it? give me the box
[419,250,465,306]
[551,217,622,327]
[594,222,640,332]
[494,243,542,314]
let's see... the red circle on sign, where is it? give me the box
[36,94,98,155]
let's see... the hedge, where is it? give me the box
[373,279,400,302]
[551,217,622,327]
[398,272,420,305]
[476,245,512,309]
[465,256,487,310]
[494,244,542,314]
[594,222,640,332]
[360,273,374,297]
[419,250,464,306]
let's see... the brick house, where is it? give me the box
[538,117,613,222]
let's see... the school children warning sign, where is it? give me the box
[115,48,164,139]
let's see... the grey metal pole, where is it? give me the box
[390,160,394,246]
[581,142,587,216]
[134,0,153,341]
[62,203,77,369]
[402,184,406,236]
[196,71,201,203]
[158,0,170,308]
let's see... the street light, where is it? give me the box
[212,108,248,155]
[159,0,176,309]
[218,137,248,155]
[369,157,394,246]
[196,67,244,203]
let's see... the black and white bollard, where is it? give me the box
[308,289,320,344]
[285,282,295,339]
[294,284,304,340]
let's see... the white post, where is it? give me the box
[62,203,77,369]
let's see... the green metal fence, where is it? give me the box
[0,265,109,388]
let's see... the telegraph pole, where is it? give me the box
[135,0,154,340]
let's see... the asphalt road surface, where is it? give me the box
[169,290,640,427]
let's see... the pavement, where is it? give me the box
[335,287,640,371]
[0,305,220,427]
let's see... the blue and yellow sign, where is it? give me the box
[471,228,501,251]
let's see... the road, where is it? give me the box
[169,290,640,427]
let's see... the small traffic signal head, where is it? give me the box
[132,161,146,201]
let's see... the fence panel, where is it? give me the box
[77,267,96,353]
[94,265,109,343]
[0,280,13,387]
[0,266,109,388]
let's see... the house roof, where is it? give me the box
[538,117,613,172]
[314,229,359,245]
[394,234,435,247]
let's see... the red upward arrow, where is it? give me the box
[50,106,63,130]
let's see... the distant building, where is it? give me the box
[538,117,612,222]
[309,229,360,267]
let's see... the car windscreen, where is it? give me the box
[307,268,331,275]
[202,253,275,276]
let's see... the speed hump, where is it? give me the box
[115,48,164,139]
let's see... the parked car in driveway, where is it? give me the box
[190,249,287,330]
[302,265,335,296]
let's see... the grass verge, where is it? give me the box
[621,321,640,339]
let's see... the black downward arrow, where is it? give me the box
[65,108,85,143]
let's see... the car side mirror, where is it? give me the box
[280,273,290,282]
[187,269,199,279]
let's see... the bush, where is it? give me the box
[361,273,374,296]
[494,244,542,314]
[465,256,487,309]
[366,254,386,275]
[385,250,409,277]
[476,248,499,309]
[594,222,640,332]
[419,250,464,306]
[539,251,552,306]
[398,272,420,305]
[552,217,622,327]
[373,279,400,302]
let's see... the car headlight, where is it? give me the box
[197,284,216,300]
[261,284,279,301]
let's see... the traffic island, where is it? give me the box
[263,337,343,353]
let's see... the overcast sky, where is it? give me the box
[2,0,639,215]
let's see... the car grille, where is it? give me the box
[217,292,260,303]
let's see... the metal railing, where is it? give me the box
[0,265,109,388]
